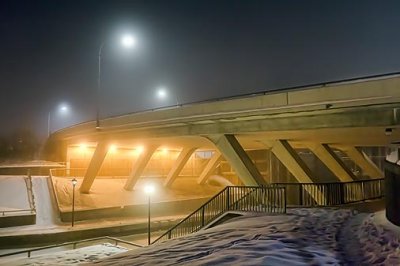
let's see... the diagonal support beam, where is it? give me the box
[261,140,325,205]
[336,146,383,179]
[124,145,158,191]
[197,151,223,185]
[208,134,266,186]
[306,143,354,182]
[262,140,315,184]
[164,147,197,187]
[80,141,109,193]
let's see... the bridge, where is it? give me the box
[49,73,399,197]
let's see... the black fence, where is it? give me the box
[275,178,384,207]
[152,185,286,244]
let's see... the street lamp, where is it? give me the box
[96,34,137,129]
[71,178,78,227]
[156,86,179,106]
[143,184,155,245]
[48,103,69,137]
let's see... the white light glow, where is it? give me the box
[121,34,136,48]
[144,184,155,195]
[157,87,167,99]
[59,104,69,113]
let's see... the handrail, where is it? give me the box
[275,178,384,207]
[0,236,142,258]
[152,185,286,244]
[1,209,35,216]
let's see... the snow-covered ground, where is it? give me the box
[53,177,222,212]
[90,208,400,266]
[0,176,30,212]
[1,243,129,265]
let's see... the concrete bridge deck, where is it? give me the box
[48,73,400,195]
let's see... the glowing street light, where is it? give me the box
[143,184,155,245]
[156,86,179,106]
[48,103,69,137]
[96,33,137,129]
[71,178,78,227]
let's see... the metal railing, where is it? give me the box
[275,178,384,207]
[0,236,142,259]
[152,185,286,244]
[1,209,35,216]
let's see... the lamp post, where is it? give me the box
[48,104,69,137]
[96,34,137,129]
[71,178,77,227]
[143,184,155,245]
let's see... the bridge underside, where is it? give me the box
[50,74,400,194]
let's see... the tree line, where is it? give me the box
[0,129,40,161]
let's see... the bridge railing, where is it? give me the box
[152,185,286,244]
[275,178,384,207]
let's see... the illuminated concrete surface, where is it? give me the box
[49,74,400,193]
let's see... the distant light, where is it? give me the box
[161,148,168,154]
[109,145,117,153]
[137,146,144,154]
[121,34,136,48]
[144,184,155,195]
[79,143,87,151]
[157,87,167,99]
[58,104,69,113]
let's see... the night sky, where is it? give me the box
[1,0,400,139]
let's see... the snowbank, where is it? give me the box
[92,208,400,265]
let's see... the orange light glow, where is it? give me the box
[79,143,87,151]
[161,148,168,154]
[136,146,144,154]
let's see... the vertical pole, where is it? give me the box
[96,44,103,129]
[148,195,151,245]
[72,183,75,227]
[47,111,51,137]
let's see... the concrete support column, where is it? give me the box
[262,140,315,183]
[80,141,109,193]
[164,147,197,187]
[197,151,223,185]
[261,140,325,205]
[306,143,354,182]
[208,134,266,186]
[124,145,158,191]
[338,146,383,179]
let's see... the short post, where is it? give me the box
[71,178,77,227]
[143,184,155,245]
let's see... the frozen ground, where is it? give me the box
[1,243,129,265]
[90,208,400,266]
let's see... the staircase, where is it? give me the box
[152,185,286,244]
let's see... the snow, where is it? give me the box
[0,176,30,212]
[1,243,129,265]
[53,177,222,212]
[90,208,400,266]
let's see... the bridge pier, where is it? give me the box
[208,134,266,186]
[124,145,158,191]
[80,141,109,193]
[164,147,197,187]
[197,151,223,185]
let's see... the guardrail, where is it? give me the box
[152,185,286,244]
[0,236,142,259]
[275,178,384,207]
